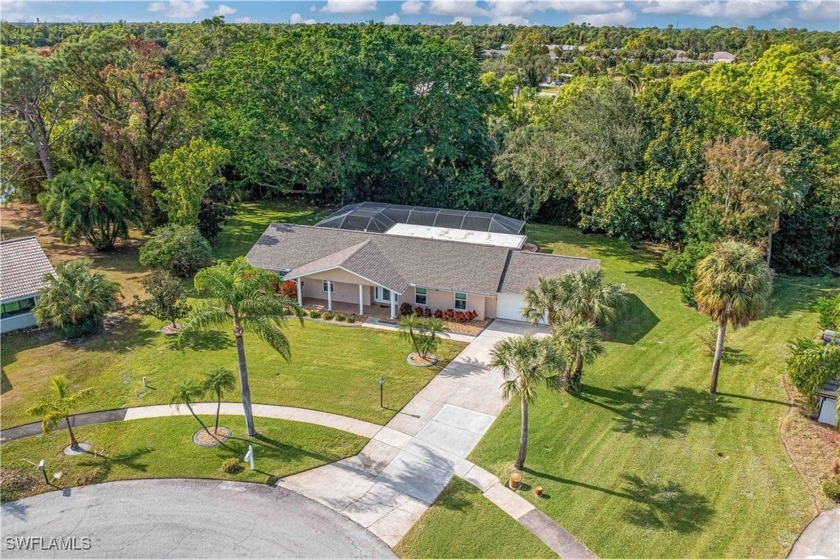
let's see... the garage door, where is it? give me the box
[495,293,548,323]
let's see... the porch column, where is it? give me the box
[296,278,302,306]
[327,281,333,311]
[358,284,364,316]
[390,290,396,319]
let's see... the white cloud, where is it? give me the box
[549,1,626,14]
[234,15,252,22]
[401,0,423,14]
[639,0,788,19]
[384,12,401,23]
[452,15,472,23]
[493,14,531,24]
[320,0,376,13]
[571,8,636,25]
[147,0,209,18]
[797,0,840,21]
[309,4,318,11]
[1,0,26,21]
[290,12,317,23]
[428,0,487,17]
[213,3,235,16]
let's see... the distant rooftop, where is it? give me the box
[0,236,55,301]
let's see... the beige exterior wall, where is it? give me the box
[484,296,497,319]
[398,286,492,320]
[301,276,373,306]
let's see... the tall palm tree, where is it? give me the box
[171,381,213,436]
[27,376,93,451]
[566,269,626,326]
[522,276,566,325]
[694,241,773,394]
[179,257,301,436]
[490,334,564,470]
[615,62,642,95]
[34,258,122,338]
[551,317,605,392]
[202,368,237,432]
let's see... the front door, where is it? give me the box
[374,286,392,303]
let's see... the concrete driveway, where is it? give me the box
[1,479,395,558]
[788,507,840,559]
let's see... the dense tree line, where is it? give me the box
[1,21,838,284]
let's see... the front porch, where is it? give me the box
[301,297,395,320]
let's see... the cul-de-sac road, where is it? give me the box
[1,478,395,558]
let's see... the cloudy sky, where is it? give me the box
[1,1,838,30]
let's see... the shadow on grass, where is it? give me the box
[523,469,713,533]
[576,385,739,439]
[228,433,335,465]
[603,293,659,345]
[77,447,153,484]
[172,330,234,352]
[1,368,12,394]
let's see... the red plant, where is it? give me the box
[414,305,424,316]
[433,309,443,319]
[424,307,432,317]
[399,302,413,317]
[280,280,297,300]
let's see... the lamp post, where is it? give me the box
[38,459,48,485]
[378,377,385,408]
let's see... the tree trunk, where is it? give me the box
[65,416,79,450]
[710,320,727,394]
[515,398,528,470]
[572,356,584,391]
[215,390,221,432]
[187,402,213,435]
[234,321,257,436]
[766,230,773,267]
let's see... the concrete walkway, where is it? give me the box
[279,320,553,547]
[788,507,840,559]
[1,403,381,443]
[460,464,597,559]
[361,317,478,343]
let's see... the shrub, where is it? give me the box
[335,313,346,322]
[433,309,443,319]
[399,302,413,317]
[323,312,334,320]
[814,294,840,330]
[222,458,244,475]
[424,307,432,317]
[347,315,356,323]
[131,271,190,329]
[309,310,321,319]
[280,280,298,300]
[823,477,840,502]
[442,309,455,322]
[414,305,424,316]
[139,224,211,277]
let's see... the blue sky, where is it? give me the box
[2,1,839,31]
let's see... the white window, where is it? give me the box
[374,287,392,303]
[415,287,427,305]
[322,281,334,293]
[454,292,467,310]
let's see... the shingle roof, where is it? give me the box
[284,240,409,293]
[247,224,510,296]
[498,251,600,294]
[247,224,600,297]
[0,237,56,301]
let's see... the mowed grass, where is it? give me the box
[0,415,366,502]
[395,477,555,559]
[466,224,837,559]
[1,199,464,428]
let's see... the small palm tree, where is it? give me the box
[615,62,642,94]
[551,317,605,392]
[179,257,301,436]
[694,241,773,394]
[522,276,566,325]
[398,315,448,359]
[34,258,122,338]
[27,376,93,451]
[202,368,237,432]
[171,381,213,436]
[566,269,626,326]
[491,334,564,470]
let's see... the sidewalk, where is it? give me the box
[361,317,478,343]
[788,507,840,559]
[279,320,547,546]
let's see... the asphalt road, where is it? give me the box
[1,479,396,558]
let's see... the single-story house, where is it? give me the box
[246,203,599,322]
[0,237,56,334]
[708,51,736,63]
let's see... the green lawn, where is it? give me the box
[1,198,464,428]
[394,477,555,559]
[0,415,367,502]
[464,224,836,558]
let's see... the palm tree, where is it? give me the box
[179,257,301,436]
[34,258,122,338]
[694,241,773,394]
[566,269,626,326]
[202,368,237,432]
[27,376,93,451]
[490,334,564,470]
[398,315,449,359]
[522,276,567,325]
[551,318,605,392]
[615,62,642,94]
[398,313,424,356]
[171,381,213,436]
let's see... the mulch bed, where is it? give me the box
[160,323,182,336]
[193,427,232,447]
[407,352,438,367]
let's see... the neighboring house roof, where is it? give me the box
[284,240,409,293]
[498,251,600,294]
[247,224,599,297]
[711,51,735,62]
[0,236,56,302]
[317,202,526,236]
